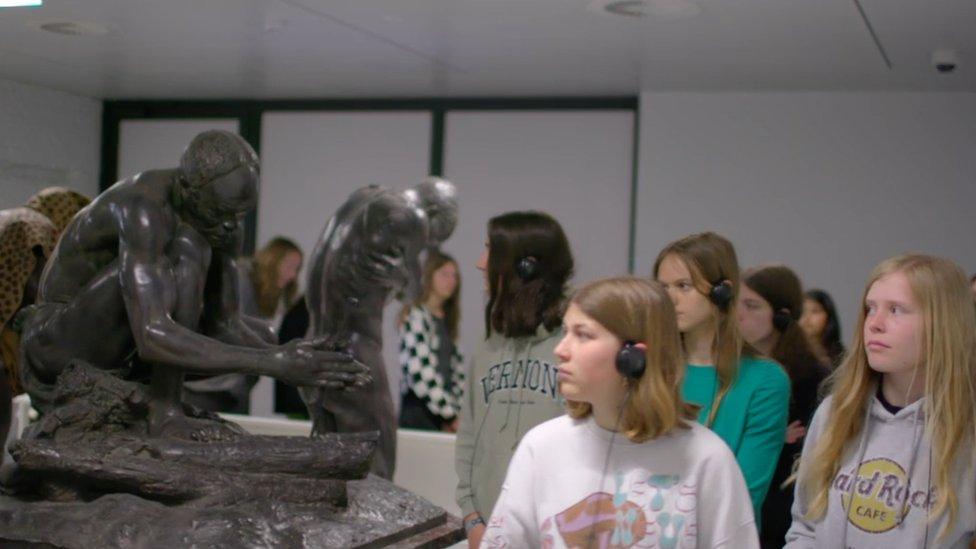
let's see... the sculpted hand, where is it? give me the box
[300,332,354,355]
[274,337,370,390]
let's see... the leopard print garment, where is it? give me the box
[1,188,89,394]
[0,207,57,329]
[0,207,57,394]
[25,186,91,235]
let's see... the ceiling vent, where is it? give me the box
[588,0,702,20]
[33,21,109,36]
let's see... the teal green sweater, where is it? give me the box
[682,356,790,521]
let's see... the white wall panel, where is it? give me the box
[258,110,432,415]
[443,110,634,384]
[634,92,976,338]
[0,78,100,209]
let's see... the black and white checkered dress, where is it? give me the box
[398,306,465,421]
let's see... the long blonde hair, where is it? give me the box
[565,277,697,442]
[653,232,753,426]
[797,254,976,539]
[252,237,302,318]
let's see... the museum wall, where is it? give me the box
[633,91,976,339]
[441,109,635,409]
[104,91,976,416]
[111,108,635,416]
[118,118,241,181]
[258,109,635,415]
[0,77,101,209]
[257,110,434,416]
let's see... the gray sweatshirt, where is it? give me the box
[454,324,566,519]
[785,393,976,548]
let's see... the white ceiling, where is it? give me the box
[0,0,973,99]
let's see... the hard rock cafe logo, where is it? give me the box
[835,458,935,533]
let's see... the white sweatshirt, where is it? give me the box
[482,415,759,548]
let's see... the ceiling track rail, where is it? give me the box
[852,0,892,69]
[276,0,465,72]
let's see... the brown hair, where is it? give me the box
[653,231,754,426]
[399,251,461,340]
[743,264,825,382]
[565,277,696,442]
[252,236,302,317]
[485,211,573,339]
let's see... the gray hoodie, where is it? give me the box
[454,324,566,519]
[785,393,976,548]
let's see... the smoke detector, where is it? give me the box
[32,21,109,36]
[588,0,702,20]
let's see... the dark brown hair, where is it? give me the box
[485,211,574,338]
[743,264,825,382]
[804,289,846,368]
[399,251,461,340]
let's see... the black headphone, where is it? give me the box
[708,280,733,311]
[616,341,646,380]
[516,256,538,280]
[772,307,793,332]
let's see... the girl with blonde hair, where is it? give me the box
[248,236,303,323]
[654,232,791,521]
[483,277,758,548]
[786,254,976,547]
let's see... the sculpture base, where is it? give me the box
[0,475,463,548]
[0,363,463,547]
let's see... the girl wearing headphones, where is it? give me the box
[482,277,758,548]
[738,264,830,548]
[786,254,976,548]
[454,211,574,548]
[653,232,791,522]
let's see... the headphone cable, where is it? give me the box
[587,389,633,547]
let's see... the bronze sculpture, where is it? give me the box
[303,177,459,479]
[0,132,462,547]
[19,131,368,438]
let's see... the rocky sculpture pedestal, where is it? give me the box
[0,363,462,548]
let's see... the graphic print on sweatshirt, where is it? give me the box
[487,469,699,549]
[834,457,935,534]
[479,358,561,404]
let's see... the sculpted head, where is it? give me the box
[179,130,260,249]
[403,177,458,247]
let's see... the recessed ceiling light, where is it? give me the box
[0,0,42,7]
[588,0,702,20]
[32,21,109,36]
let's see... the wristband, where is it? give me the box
[464,515,485,533]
